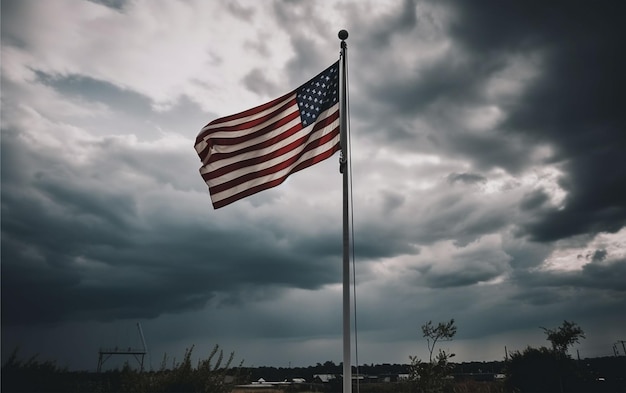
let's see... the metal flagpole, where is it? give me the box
[338,29,351,393]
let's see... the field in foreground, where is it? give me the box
[2,354,624,393]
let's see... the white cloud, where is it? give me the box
[4,0,293,114]
[539,227,626,272]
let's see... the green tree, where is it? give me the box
[506,346,561,393]
[541,320,585,355]
[409,319,457,393]
[542,320,585,393]
[506,321,587,393]
[422,319,457,363]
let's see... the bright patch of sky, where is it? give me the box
[539,228,626,272]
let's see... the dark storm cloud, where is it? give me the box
[367,0,418,47]
[580,258,626,291]
[1,176,343,326]
[225,1,255,21]
[380,190,406,214]
[353,228,419,262]
[343,2,540,174]
[350,182,515,261]
[521,151,626,241]
[27,72,213,155]
[508,287,565,307]
[242,68,280,97]
[0,131,137,250]
[447,172,486,185]
[445,132,534,174]
[0,0,28,48]
[87,0,127,10]
[0,122,341,326]
[270,2,340,84]
[445,0,626,241]
[587,249,607,263]
[341,0,626,245]
[519,189,550,212]
[424,266,500,288]
[371,56,488,116]
[512,258,626,293]
[36,72,153,115]
[422,242,509,288]
[1,195,343,326]
[418,191,511,246]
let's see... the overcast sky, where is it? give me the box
[2,0,625,372]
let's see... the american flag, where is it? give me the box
[195,62,340,209]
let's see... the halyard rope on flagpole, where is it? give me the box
[345,41,361,393]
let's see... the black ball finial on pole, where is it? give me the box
[338,30,349,41]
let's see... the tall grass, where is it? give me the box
[1,344,244,393]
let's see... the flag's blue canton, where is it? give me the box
[296,63,339,127]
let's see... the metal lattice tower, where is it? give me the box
[97,322,148,372]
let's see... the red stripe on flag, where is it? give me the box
[207,110,340,170]
[209,109,300,147]
[196,92,292,138]
[210,141,340,209]
[206,126,340,192]
[196,101,299,163]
